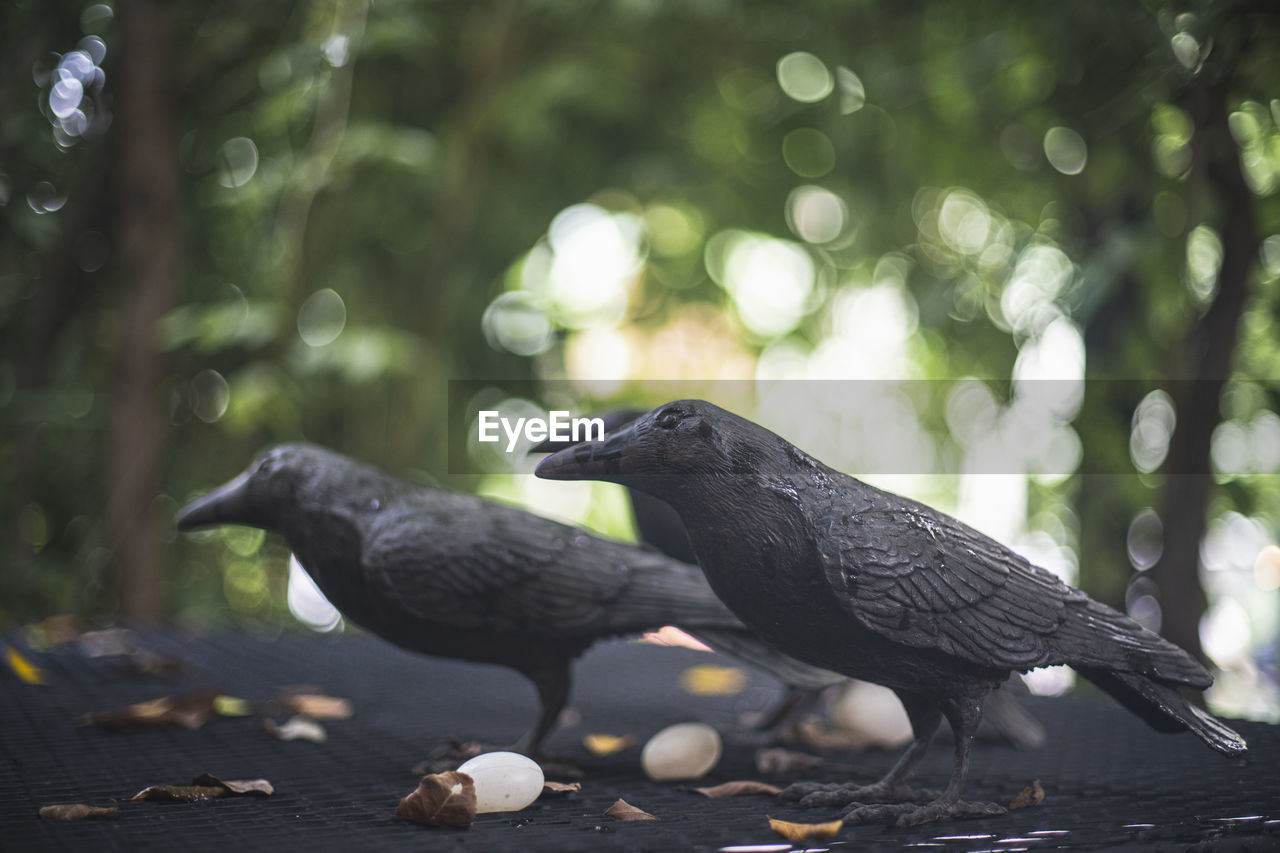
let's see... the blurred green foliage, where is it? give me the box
[2,0,1279,717]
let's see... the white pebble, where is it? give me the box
[457,751,544,813]
[641,722,722,781]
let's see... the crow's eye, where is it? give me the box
[656,409,682,429]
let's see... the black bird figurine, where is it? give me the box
[532,409,1046,750]
[536,399,1247,826]
[176,443,840,757]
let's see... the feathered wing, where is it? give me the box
[362,490,848,688]
[361,491,744,639]
[813,479,1245,754]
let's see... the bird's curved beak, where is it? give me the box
[175,470,252,530]
[535,422,639,481]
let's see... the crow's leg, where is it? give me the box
[779,691,942,806]
[512,662,572,757]
[413,663,576,777]
[840,693,1006,827]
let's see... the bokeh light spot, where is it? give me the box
[217,137,260,188]
[1043,126,1087,175]
[777,52,833,103]
[1127,508,1164,570]
[786,186,847,244]
[190,369,230,423]
[482,291,553,356]
[297,288,348,347]
[1130,389,1176,473]
[782,128,835,178]
[836,66,865,114]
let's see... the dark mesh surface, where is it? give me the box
[2,630,1277,852]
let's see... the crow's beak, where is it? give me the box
[175,470,252,530]
[535,423,639,481]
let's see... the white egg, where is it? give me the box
[456,751,544,814]
[640,722,722,781]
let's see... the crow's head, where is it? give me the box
[176,443,360,533]
[534,399,775,500]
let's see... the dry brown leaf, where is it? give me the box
[39,803,117,821]
[693,780,782,798]
[192,774,274,795]
[604,798,658,822]
[78,688,221,730]
[395,772,477,828]
[279,693,352,719]
[768,816,844,840]
[542,781,581,793]
[1008,779,1045,810]
[130,773,273,802]
[129,784,227,802]
[583,733,635,755]
[755,747,824,775]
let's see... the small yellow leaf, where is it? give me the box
[583,733,635,755]
[768,816,844,840]
[5,644,46,685]
[679,665,747,696]
[213,695,252,716]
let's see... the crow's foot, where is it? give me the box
[780,779,940,807]
[841,799,1006,827]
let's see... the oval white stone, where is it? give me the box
[641,722,722,781]
[457,751,544,813]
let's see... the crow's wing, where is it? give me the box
[813,484,1208,684]
[361,492,740,639]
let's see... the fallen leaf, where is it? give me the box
[279,693,352,719]
[639,626,713,651]
[693,780,782,798]
[679,665,748,696]
[263,715,327,743]
[130,773,273,802]
[396,772,477,828]
[583,733,635,755]
[768,816,844,840]
[5,644,46,685]
[192,774,274,795]
[129,784,227,802]
[604,798,658,821]
[39,803,117,821]
[755,747,824,775]
[1008,779,1045,810]
[542,781,581,793]
[78,688,222,730]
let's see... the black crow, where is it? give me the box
[176,443,838,756]
[536,399,1246,825]
[532,409,1046,750]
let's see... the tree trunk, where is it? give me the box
[1149,74,1258,663]
[107,0,180,623]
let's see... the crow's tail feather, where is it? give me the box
[1078,667,1247,757]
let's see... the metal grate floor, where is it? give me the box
[2,629,1277,851]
